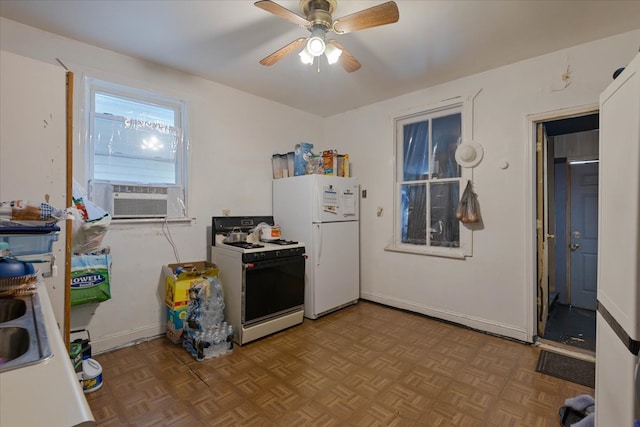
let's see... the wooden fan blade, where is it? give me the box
[328,40,361,73]
[332,1,399,34]
[259,38,307,66]
[254,0,310,28]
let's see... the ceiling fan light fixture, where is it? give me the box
[298,47,314,65]
[306,36,325,56]
[256,0,399,72]
[324,43,342,64]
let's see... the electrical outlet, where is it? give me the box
[222,209,231,216]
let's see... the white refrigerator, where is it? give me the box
[273,175,360,319]
[596,52,640,426]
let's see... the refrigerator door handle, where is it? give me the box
[598,301,640,355]
[315,224,322,266]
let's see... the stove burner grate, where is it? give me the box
[267,239,299,246]
[225,241,264,249]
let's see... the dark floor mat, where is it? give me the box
[536,350,595,388]
[542,304,596,352]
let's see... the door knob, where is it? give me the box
[569,243,581,251]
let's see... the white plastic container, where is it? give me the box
[82,358,103,393]
[259,225,281,241]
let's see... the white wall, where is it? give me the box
[324,30,640,342]
[2,16,638,351]
[0,51,67,327]
[0,18,323,353]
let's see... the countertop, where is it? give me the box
[0,284,95,427]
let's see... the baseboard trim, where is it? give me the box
[360,292,531,343]
[92,295,531,354]
[91,324,165,355]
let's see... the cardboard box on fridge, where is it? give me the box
[163,261,219,310]
[322,150,337,175]
[166,306,188,344]
[294,142,314,176]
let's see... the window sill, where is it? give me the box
[384,243,467,259]
[109,217,195,228]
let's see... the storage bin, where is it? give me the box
[0,230,60,256]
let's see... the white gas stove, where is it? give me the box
[210,216,305,345]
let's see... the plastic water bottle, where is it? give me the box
[226,325,234,353]
[196,335,205,361]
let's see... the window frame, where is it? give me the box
[82,77,189,220]
[387,96,474,258]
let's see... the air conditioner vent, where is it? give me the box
[112,184,169,195]
[113,196,167,217]
[89,180,184,219]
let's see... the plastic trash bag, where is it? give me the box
[70,180,111,254]
[456,181,481,224]
[70,207,111,254]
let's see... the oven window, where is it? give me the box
[244,256,305,324]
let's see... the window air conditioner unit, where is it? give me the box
[89,180,184,218]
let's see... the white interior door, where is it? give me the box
[313,221,359,316]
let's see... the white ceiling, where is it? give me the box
[1,0,639,117]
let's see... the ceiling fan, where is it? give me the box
[255,0,399,72]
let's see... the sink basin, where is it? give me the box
[0,327,30,364]
[0,298,26,323]
[0,294,51,373]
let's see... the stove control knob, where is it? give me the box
[275,251,281,257]
[260,252,266,259]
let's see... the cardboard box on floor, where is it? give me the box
[163,261,219,344]
[166,306,188,344]
[163,261,219,310]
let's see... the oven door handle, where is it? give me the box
[243,256,304,270]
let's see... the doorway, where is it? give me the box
[535,112,599,353]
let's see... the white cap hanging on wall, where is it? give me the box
[455,141,484,168]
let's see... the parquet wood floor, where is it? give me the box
[85,301,593,426]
